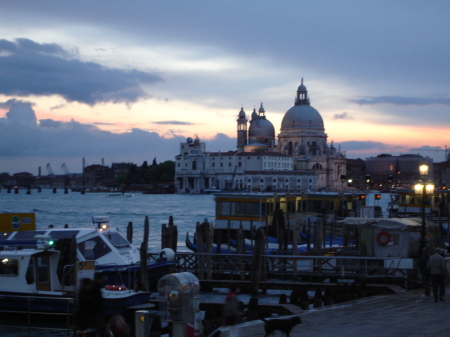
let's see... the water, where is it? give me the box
[0,190,393,336]
[0,190,393,250]
[0,189,215,252]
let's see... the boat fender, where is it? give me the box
[105,285,127,291]
[376,231,390,246]
[158,248,175,262]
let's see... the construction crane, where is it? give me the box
[46,163,54,176]
[61,163,70,175]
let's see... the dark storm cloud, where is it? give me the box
[0,100,181,161]
[206,133,236,152]
[154,121,196,126]
[0,38,162,105]
[350,96,450,106]
[333,112,353,120]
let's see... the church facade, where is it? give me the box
[175,80,346,193]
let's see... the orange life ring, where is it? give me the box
[376,231,390,245]
[105,285,127,291]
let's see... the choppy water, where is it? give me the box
[0,189,215,252]
[0,189,393,251]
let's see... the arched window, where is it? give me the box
[312,163,323,170]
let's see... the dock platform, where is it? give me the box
[216,285,450,337]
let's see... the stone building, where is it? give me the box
[175,80,346,193]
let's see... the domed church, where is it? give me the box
[175,80,346,193]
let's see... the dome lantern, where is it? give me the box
[295,78,309,106]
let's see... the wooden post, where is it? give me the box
[140,216,150,291]
[196,222,205,280]
[250,227,266,296]
[206,222,213,280]
[170,216,178,252]
[161,217,178,252]
[237,225,245,280]
[293,219,299,279]
[127,222,133,244]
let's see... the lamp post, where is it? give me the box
[340,175,346,190]
[414,163,434,252]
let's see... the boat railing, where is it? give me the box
[60,264,76,291]
[0,294,73,336]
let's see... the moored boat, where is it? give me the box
[107,192,134,197]
[0,216,174,290]
[0,245,150,315]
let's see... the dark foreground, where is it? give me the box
[1,286,449,337]
[218,285,450,337]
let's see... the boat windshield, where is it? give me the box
[78,236,112,260]
[48,230,80,240]
[10,231,46,240]
[103,232,131,249]
[0,232,15,242]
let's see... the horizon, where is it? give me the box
[1,1,449,175]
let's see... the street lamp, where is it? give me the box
[340,175,346,190]
[414,163,434,252]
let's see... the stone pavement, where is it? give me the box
[216,285,450,337]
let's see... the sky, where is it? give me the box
[0,0,449,175]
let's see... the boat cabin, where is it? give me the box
[341,217,440,258]
[0,217,140,267]
[214,192,367,231]
[0,248,63,293]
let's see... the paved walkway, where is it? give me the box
[217,285,450,337]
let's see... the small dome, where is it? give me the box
[238,107,245,118]
[297,83,307,92]
[248,117,275,148]
[249,118,275,138]
[248,103,275,145]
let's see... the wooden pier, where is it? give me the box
[172,251,416,292]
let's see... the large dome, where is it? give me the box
[281,80,324,131]
[281,105,324,130]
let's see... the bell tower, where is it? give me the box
[236,107,247,152]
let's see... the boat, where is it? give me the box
[213,191,368,231]
[185,232,238,254]
[0,244,151,315]
[107,192,134,197]
[0,216,174,290]
[203,188,222,194]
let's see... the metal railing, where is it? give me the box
[0,294,74,336]
[174,252,416,285]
